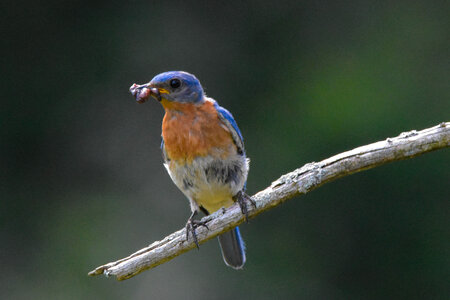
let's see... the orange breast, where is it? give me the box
[161,100,235,162]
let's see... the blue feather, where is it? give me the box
[214,102,244,147]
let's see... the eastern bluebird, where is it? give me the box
[130,71,253,269]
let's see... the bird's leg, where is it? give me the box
[233,190,256,222]
[185,211,209,249]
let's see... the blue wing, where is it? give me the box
[161,138,169,163]
[214,101,245,155]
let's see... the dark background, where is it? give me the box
[2,1,449,299]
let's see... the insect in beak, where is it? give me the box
[129,84,162,103]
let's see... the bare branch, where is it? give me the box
[89,122,449,280]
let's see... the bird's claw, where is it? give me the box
[185,214,209,249]
[234,191,256,223]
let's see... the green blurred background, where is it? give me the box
[2,0,449,299]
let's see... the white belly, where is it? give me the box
[164,154,249,213]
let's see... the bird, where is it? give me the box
[129,71,253,269]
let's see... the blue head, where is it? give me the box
[148,71,204,103]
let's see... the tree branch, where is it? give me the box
[88,122,449,280]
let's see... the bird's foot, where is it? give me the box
[234,191,256,223]
[185,211,209,249]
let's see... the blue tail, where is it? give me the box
[218,226,246,269]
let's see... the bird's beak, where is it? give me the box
[148,86,162,102]
[129,83,163,103]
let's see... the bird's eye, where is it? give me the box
[170,78,181,89]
